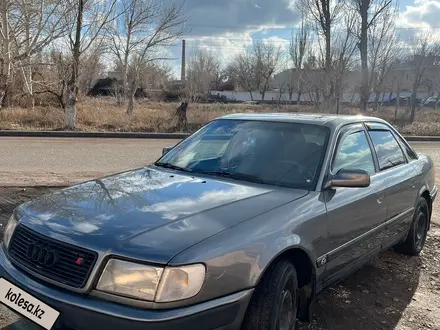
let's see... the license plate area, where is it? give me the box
[0,278,60,330]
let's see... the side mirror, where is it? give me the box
[162,146,174,156]
[325,169,370,189]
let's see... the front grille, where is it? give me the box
[8,225,98,289]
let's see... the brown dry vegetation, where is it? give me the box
[1,97,440,135]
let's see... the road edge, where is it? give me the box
[0,131,189,139]
[0,130,439,141]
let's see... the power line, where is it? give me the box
[185,22,440,32]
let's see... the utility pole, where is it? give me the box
[181,40,186,81]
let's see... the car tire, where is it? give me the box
[242,258,298,330]
[394,197,429,256]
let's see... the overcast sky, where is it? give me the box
[164,0,440,78]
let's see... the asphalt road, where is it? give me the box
[0,137,181,186]
[1,137,440,186]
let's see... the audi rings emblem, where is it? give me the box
[26,243,59,268]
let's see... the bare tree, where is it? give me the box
[33,50,70,108]
[107,0,187,115]
[387,57,405,120]
[0,0,11,107]
[253,41,283,100]
[229,52,258,100]
[107,0,167,106]
[64,0,119,128]
[285,70,295,103]
[368,10,399,111]
[141,62,173,90]
[302,50,322,106]
[186,49,220,100]
[290,14,309,105]
[424,64,440,110]
[349,0,395,111]
[297,0,344,112]
[332,14,358,113]
[407,36,440,123]
[0,0,73,108]
[78,46,106,95]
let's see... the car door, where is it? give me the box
[364,122,417,250]
[321,123,388,287]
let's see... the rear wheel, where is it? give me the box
[242,259,298,330]
[394,198,429,256]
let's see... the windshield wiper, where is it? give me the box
[155,162,193,173]
[196,170,265,184]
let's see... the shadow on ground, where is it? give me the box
[298,225,440,330]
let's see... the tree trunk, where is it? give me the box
[127,93,134,114]
[22,17,35,110]
[0,75,8,108]
[373,92,380,111]
[65,84,77,129]
[359,0,369,112]
[394,89,400,121]
[64,0,83,128]
[115,82,123,106]
[296,72,303,105]
[119,68,128,107]
[409,72,421,123]
[409,90,417,123]
[126,78,136,115]
[323,22,334,114]
[21,64,35,109]
[127,93,134,115]
[0,0,11,109]
[249,90,254,101]
[176,102,188,131]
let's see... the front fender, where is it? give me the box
[170,192,327,306]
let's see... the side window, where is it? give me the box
[332,131,375,174]
[397,136,418,160]
[368,130,406,170]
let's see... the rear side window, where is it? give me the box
[396,136,418,160]
[332,131,375,175]
[368,130,406,170]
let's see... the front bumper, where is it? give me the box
[0,247,253,330]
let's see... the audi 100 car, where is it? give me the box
[0,114,436,330]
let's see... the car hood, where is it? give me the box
[16,166,309,264]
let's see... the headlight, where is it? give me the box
[3,214,18,249]
[96,259,163,301]
[96,259,205,303]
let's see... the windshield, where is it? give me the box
[156,119,330,190]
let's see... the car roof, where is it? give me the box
[217,113,389,130]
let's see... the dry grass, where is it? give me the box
[1,97,440,135]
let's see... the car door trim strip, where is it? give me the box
[316,207,415,268]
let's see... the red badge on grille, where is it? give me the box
[75,257,84,265]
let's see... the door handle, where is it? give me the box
[376,191,384,204]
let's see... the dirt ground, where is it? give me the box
[0,187,439,330]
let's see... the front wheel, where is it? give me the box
[242,259,298,330]
[394,198,429,256]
